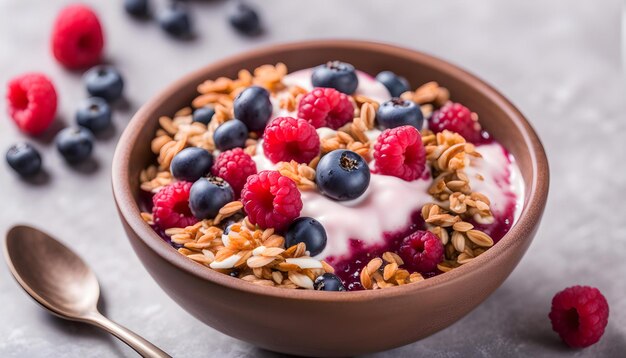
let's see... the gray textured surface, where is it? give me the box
[1,0,625,357]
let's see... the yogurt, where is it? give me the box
[252,68,525,260]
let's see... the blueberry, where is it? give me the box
[170,147,214,182]
[285,217,327,256]
[55,127,94,164]
[189,176,234,219]
[311,61,359,95]
[84,66,124,102]
[192,106,215,125]
[228,2,261,35]
[124,0,149,17]
[315,149,370,201]
[223,223,235,235]
[222,214,245,233]
[314,273,346,291]
[233,86,272,131]
[76,97,112,134]
[158,3,192,38]
[6,143,42,177]
[213,119,248,151]
[377,98,423,130]
[376,70,410,97]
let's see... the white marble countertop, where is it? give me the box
[1,0,625,356]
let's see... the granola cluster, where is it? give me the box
[422,130,496,272]
[142,201,335,289]
[360,253,425,290]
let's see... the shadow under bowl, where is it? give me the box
[112,40,549,357]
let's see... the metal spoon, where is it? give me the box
[3,225,171,358]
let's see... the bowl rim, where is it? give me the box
[112,39,549,302]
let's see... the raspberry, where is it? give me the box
[373,125,426,181]
[397,230,444,273]
[549,286,609,348]
[297,87,354,129]
[6,73,58,136]
[429,102,482,143]
[212,148,257,197]
[241,170,303,231]
[262,116,320,164]
[51,4,104,69]
[152,181,198,230]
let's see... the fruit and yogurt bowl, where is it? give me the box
[112,40,547,356]
[137,59,524,292]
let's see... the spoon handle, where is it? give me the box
[86,312,171,358]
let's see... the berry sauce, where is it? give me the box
[325,211,425,291]
[324,204,515,291]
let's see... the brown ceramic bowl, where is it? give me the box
[112,40,548,357]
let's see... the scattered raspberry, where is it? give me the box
[397,230,444,273]
[6,73,58,136]
[373,125,426,181]
[241,170,302,231]
[262,116,320,164]
[549,286,609,348]
[51,4,104,69]
[429,102,482,143]
[212,148,257,197]
[297,87,354,129]
[152,181,198,230]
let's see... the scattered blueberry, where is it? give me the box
[315,149,370,201]
[158,3,192,38]
[285,217,327,256]
[228,2,261,35]
[189,176,234,219]
[192,106,215,125]
[6,143,42,177]
[314,273,346,291]
[84,66,124,102]
[376,70,410,97]
[124,0,149,18]
[213,119,248,151]
[170,147,214,182]
[377,98,424,130]
[233,86,272,131]
[311,61,359,95]
[55,127,94,164]
[76,97,112,134]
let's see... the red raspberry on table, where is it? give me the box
[212,148,257,198]
[373,125,426,181]
[429,102,482,143]
[241,170,302,231]
[152,181,198,230]
[51,4,104,69]
[549,285,609,348]
[262,116,320,164]
[297,87,354,129]
[6,73,58,136]
[397,230,444,273]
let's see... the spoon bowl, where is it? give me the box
[5,225,100,319]
[4,225,170,358]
